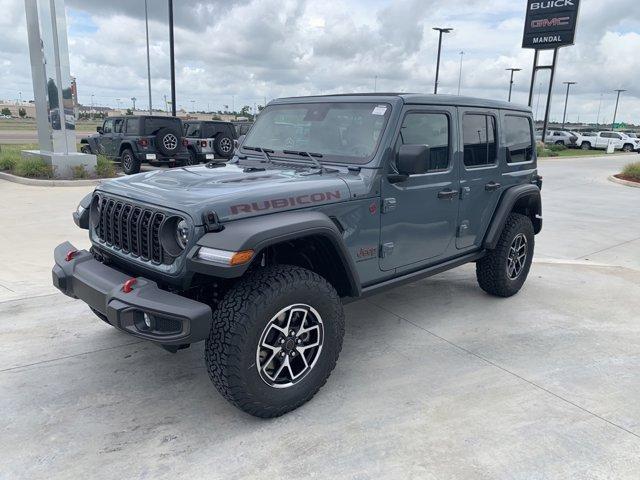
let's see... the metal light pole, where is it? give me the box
[596,92,603,127]
[561,81,576,130]
[168,0,176,117]
[457,51,464,95]
[433,27,453,95]
[611,89,626,131]
[144,0,153,114]
[131,97,137,111]
[506,68,522,102]
[374,75,378,93]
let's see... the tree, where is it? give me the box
[1,107,11,116]
[18,108,26,118]
[240,105,252,117]
[125,108,133,116]
[257,105,265,112]
[212,115,222,120]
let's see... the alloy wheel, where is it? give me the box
[220,137,232,153]
[506,233,528,280]
[256,304,324,389]
[163,133,178,150]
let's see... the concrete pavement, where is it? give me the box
[1,154,640,479]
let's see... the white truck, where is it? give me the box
[579,131,640,152]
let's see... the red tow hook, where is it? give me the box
[122,278,137,294]
[65,250,79,262]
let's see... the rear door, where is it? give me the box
[456,109,502,249]
[379,105,459,271]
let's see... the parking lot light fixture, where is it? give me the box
[433,27,453,95]
[506,68,522,102]
[561,81,576,130]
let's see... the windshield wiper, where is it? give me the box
[244,146,274,164]
[283,150,324,170]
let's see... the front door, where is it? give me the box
[380,106,459,271]
[456,108,503,249]
[99,118,115,156]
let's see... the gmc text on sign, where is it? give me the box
[522,0,580,49]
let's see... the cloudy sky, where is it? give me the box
[1,0,639,124]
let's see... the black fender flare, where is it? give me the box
[187,211,361,297]
[118,142,135,158]
[483,184,542,250]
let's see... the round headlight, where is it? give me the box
[175,219,189,249]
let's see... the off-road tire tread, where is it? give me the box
[476,213,534,298]
[205,265,344,418]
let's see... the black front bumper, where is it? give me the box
[52,242,212,346]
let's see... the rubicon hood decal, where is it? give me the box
[230,191,342,215]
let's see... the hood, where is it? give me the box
[97,161,354,224]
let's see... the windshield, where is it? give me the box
[242,102,392,164]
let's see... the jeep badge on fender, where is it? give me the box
[53,94,542,418]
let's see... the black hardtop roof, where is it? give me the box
[184,119,233,125]
[272,93,531,113]
[110,115,182,121]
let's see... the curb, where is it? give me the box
[0,171,103,187]
[608,175,640,189]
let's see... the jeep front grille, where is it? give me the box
[95,195,169,264]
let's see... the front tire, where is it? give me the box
[80,144,92,154]
[622,144,633,153]
[205,265,345,418]
[476,213,534,298]
[581,142,591,150]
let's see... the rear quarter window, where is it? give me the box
[505,115,534,164]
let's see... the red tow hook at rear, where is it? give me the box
[65,250,79,262]
[122,278,137,294]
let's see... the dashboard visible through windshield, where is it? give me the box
[242,102,392,164]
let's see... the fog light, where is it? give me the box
[144,313,152,329]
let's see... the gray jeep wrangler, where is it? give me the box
[53,94,542,418]
[80,115,190,175]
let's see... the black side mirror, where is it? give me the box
[96,126,103,134]
[397,144,430,176]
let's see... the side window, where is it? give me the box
[614,134,623,140]
[463,114,497,168]
[113,118,124,134]
[398,112,450,173]
[125,118,139,135]
[103,119,114,134]
[505,115,534,164]
[185,123,201,137]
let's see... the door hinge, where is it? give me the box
[381,242,395,258]
[382,197,397,214]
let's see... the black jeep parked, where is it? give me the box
[80,116,190,175]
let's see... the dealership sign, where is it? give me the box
[522,0,580,49]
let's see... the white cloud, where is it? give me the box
[0,0,639,124]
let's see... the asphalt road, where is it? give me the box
[0,129,93,144]
[1,155,639,479]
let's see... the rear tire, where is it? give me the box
[205,265,345,418]
[581,142,591,150]
[555,140,564,146]
[623,144,633,153]
[121,148,140,175]
[476,213,534,298]
[80,144,92,154]
[186,148,198,166]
